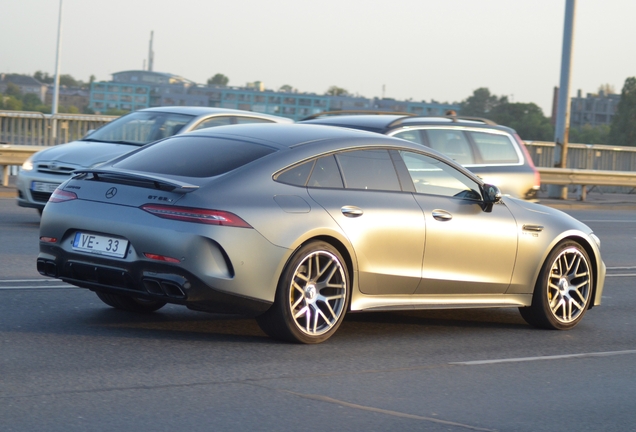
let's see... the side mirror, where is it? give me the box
[481,184,502,212]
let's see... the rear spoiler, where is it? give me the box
[72,169,200,193]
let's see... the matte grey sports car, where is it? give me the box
[38,123,606,343]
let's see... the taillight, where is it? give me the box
[49,189,77,203]
[144,253,180,263]
[141,204,252,228]
[515,134,541,188]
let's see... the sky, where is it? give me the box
[2,0,635,115]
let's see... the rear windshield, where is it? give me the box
[114,136,276,177]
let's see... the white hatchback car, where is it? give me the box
[17,106,292,213]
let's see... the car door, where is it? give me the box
[398,150,518,295]
[306,149,426,295]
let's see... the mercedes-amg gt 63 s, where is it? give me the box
[38,124,605,343]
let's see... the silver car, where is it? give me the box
[17,106,292,213]
[300,113,541,200]
[38,123,605,344]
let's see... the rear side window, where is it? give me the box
[425,129,474,165]
[469,131,520,164]
[392,129,425,144]
[336,149,401,191]
[114,136,276,177]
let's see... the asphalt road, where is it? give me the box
[1,199,635,432]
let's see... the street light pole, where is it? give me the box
[51,0,63,143]
[550,0,576,199]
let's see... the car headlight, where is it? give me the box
[21,157,34,171]
[590,233,601,250]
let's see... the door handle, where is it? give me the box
[432,209,452,221]
[341,206,363,218]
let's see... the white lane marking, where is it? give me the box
[450,350,636,366]
[283,391,496,431]
[606,274,636,277]
[607,266,636,270]
[0,285,76,290]
[581,220,636,223]
[0,279,62,283]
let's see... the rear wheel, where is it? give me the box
[519,241,593,330]
[256,241,350,344]
[95,292,166,313]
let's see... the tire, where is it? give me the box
[519,240,593,330]
[256,241,350,344]
[95,292,166,313]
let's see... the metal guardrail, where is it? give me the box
[525,141,636,171]
[0,144,42,186]
[537,167,636,200]
[0,110,115,147]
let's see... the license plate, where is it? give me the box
[31,181,60,193]
[72,232,129,258]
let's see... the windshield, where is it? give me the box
[86,111,195,146]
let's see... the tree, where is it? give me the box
[34,70,53,84]
[460,87,508,117]
[5,82,22,98]
[569,124,610,144]
[59,74,79,87]
[22,93,42,111]
[207,73,229,86]
[279,84,294,92]
[488,102,554,141]
[326,86,349,96]
[2,95,23,111]
[608,77,636,147]
[598,83,615,95]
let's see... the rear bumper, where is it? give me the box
[37,249,272,316]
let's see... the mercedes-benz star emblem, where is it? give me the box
[105,187,118,199]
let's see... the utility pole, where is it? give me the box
[51,0,63,143]
[148,31,154,72]
[550,0,576,199]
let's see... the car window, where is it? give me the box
[192,116,274,131]
[113,136,276,177]
[88,111,194,145]
[399,151,481,199]
[308,155,344,188]
[336,149,401,191]
[425,129,474,165]
[392,129,425,144]
[469,131,520,164]
[275,159,315,186]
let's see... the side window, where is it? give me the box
[308,155,344,188]
[191,116,234,130]
[400,151,481,200]
[469,131,520,164]
[425,129,475,165]
[276,159,315,186]
[392,129,425,145]
[336,149,401,191]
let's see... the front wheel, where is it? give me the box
[96,292,167,313]
[519,241,593,330]
[256,241,350,344]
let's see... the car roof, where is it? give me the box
[181,123,405,150]
[139,106,292,122]
[301,114,517,135]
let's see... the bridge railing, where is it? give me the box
[524,141,636,171]
[0,110,116,147]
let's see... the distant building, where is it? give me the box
[44,87,90,111]
[0,74,47,102]
[569,89,620,128]
[89,70,460,120]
